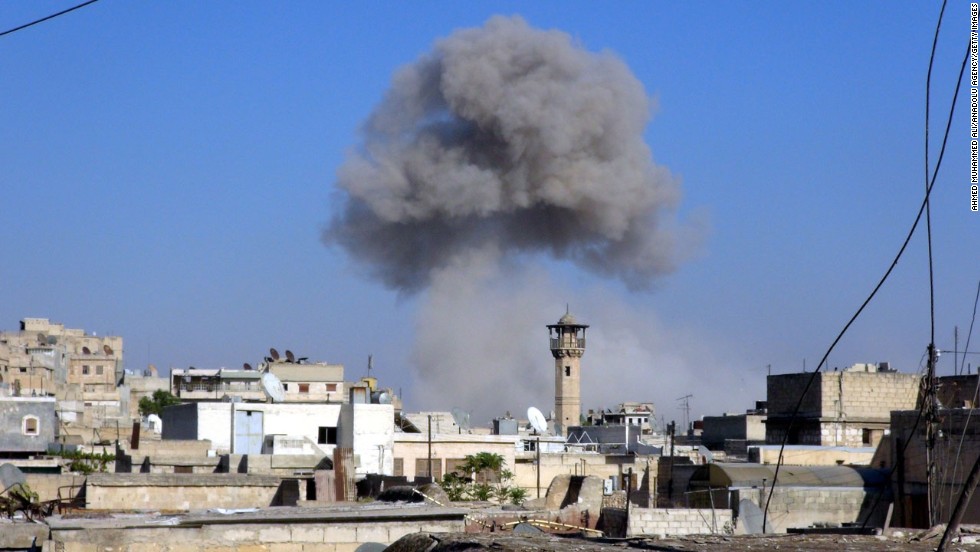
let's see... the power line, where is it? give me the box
[762,24,971,531]
[0,0,100,39]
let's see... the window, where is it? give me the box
[282,383,289,391]
[96,365,103,375]
[415,458,442,480]
[317,426,337,445]
[174,466,193,474]
[565,366,571,376]
[445,458,467,477]
[393,458,404,477]
[326,383,337,392]
[299,383,310,394]
[22,416,39,436]
[82,365,90,375]
[19,367,27,373]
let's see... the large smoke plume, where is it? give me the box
[325,16,712,419]
[326,16,681,291]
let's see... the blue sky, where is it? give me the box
[2,2,977,424]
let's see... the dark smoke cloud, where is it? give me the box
[325,16,682,291]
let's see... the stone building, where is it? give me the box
[548,309,588,436]
[0,318,123,401]
[0,394,57,456]
[765,363,919,448]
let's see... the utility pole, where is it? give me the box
[925,343,939,527]
[427,414,433,480]
[667,420,676,503]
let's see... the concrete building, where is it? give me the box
[171,367,266,402]
[765,363,919,448]
[160,401,394,475]
[889,408,980,528]
[701,411,767,453]
[585,402,656,433]
[687,463,890,533]
[548,309,588,436]
[267,358,346,403]
[0,394,57,456]
[0,318,123,402]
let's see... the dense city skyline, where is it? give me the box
[2,2,977,424]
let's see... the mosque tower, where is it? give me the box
[547,307,588,435]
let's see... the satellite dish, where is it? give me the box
[738,499,772,534]
[698,445,714,464]
[297,357,308,363]
[285,350,295,363]
[264,357,274,363]
[104,344,114,355]
[451,408,471,432]
[269,348,280,361]
[243,362,253,371]
[82,346,91,355]
[261,372,286,403]
[527,407,548,434]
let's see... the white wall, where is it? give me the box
[350,403,394,475]
[193,402,342,455]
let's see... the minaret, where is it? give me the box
[547,307,588,436]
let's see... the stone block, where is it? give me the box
[322,525,357,544]
[290,527,324,544]
[355,525,389,544]
[258,527,291,543]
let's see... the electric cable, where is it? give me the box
[0,0,100,39]
[764,31,971,531]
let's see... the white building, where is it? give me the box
[160,401,394,476]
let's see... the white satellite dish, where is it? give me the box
[527,406,548,434]
[261,372,286,403]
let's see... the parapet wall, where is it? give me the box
[627,507,732,537]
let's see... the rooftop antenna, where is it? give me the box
[285,350,295,363]
[527,406,548,435]
[269,348,280,361]
[677,394,693,431]
[367,354,373,378]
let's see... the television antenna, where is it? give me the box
[527,406,548,435]
[676,394,693,430]
[261,372,286,403]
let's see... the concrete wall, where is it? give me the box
[767,371,919,447]
[47,508,466,552]
[393,433,517,481]
[0,396,56,453]
[163,402,344,456]
[627,507,732,537]
[23,472,86,502]
[748,445,876,466]
[84,473,286,510]
[702,414,766,450]
[733,486,878,534]
[346,403,394,475]
[514,452,645,498]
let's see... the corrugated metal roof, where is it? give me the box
[693,463,887,489]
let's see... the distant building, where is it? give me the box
[585,402,656,433]
[171,367,266,402]
[701,408,766,454]
[765,363,919,448]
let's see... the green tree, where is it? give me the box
[138,390,181,416]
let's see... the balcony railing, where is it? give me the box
[550,338,586,350]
